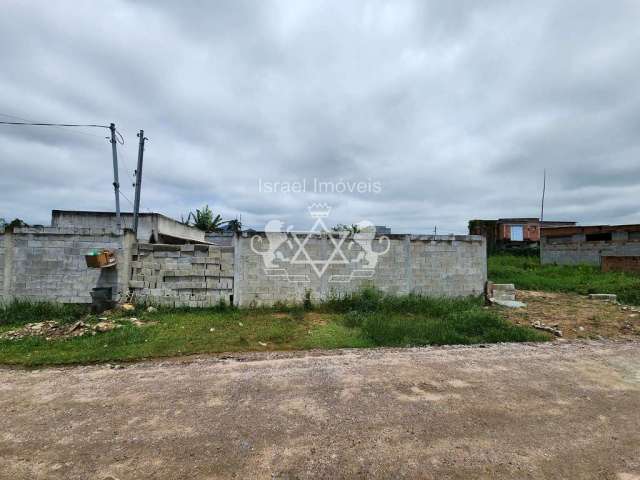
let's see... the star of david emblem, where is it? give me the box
[288,215,350,277]
[250,203,391,283]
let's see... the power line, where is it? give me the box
[0,113,108,139]
[119,190,135,209]
[0,120,109,128]
[0,112,154,214]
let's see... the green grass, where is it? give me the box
[489,253,640,305]
[0,289,548,366]
[323,289,547,347]
[0,299,88,326]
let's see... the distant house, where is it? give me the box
[469,218,576,252]
[541,224,640,271]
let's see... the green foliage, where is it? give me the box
[489,253,640,305]
[0,218,28,232]
[0,299,87,326]
[361,310,544,346]
[187,205,223,233]
[332,223,361,234]
[225,219,242,233]
[325,287,547,346]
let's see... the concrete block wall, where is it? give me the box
[234,233,486,306]
[128,243,234,307]
[52,210,204,243]
[0,227,133,303]
[541,234,640,266]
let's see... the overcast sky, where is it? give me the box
[1,1,639,233]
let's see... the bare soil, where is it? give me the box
[1,340,639,479]
[501,290,640,339]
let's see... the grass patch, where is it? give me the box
[323,289,547,347]
[0,299,88,326]
[0,289,548,366]
[489,253,640,305]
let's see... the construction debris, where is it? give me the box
[588,294,617,302]
[93,320,119,333]
[491,299,527,308]
[531,321,563,337]
[0,320,92,340]
[0,316,158,341]
[488,283,527,308]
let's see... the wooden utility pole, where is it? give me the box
[109,123,122,230]
[133,129,148,236]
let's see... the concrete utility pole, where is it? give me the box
[109,123,122,230]
[133,129,148,236]
[540,168,546,223]
[540,169,547,258]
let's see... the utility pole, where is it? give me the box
[133,129,148,236]
[109,123,121,230]
[540,169,547,259]
[540,168,546,223]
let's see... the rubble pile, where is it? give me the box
[0,316,154,341]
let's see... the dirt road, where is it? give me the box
[1,341,639,479]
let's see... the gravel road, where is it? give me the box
[1,340,639,479]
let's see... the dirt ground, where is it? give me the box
[500,290,640,339]
[1,341,639,480]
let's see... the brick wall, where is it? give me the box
[234,233,486,306]
[128,243,234,307]
[601,255,640,273]
[0,227,132,303]
[541,233,640,266]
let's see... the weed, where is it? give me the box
[0,299,87,326]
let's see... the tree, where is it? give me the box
[332,223,361,234]
[1,218,28,232]
[187,205,224,233]
[225,218,242,233]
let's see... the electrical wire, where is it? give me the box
[1,112,154,213]
[0,113,108,139]
[0,120,109,128]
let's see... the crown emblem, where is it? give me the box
[307,203,331,218]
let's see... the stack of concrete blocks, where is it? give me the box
[490,284,516,302]
[234,233,486,307]
[128,243,234,307]
[0,227,130,303]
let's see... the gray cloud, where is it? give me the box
[1,0,639,232]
